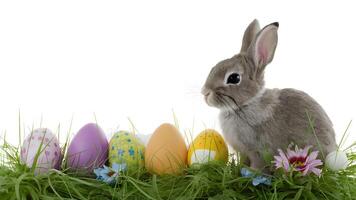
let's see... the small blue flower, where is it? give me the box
[94,164,127,185]
[252,176,271,186]
[241,167,254,177]
[240,168,271,186]
[94,165,117,184]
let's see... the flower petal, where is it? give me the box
[276,149,290,170]
[302,146,312,157]
[94,168,103,177]
[287,149,296,159]
[311,168,322,177]
[102,165,111,173]
[274,155,282,162]
[241,168,254,177]
[273,156,284,169]
[308,159,323,168]
[252,177,263,186]
[306,151,319,162]
[278,149,288,161]
[105,176,116,184]
[302,165,310,176]
[282,159,290,171]
[264,178,272,186]
[252,176,272,186]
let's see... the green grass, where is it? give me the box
[1,114,355,200]
[1,136,355,200]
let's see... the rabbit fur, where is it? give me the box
[201,19,337,170]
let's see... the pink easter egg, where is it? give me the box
[21,128,62,174]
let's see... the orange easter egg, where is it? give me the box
[145,123,187,175]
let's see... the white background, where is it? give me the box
[0,1,355,148]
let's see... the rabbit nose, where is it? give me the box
[201,87,211,97]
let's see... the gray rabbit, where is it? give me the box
[202,19,337,170]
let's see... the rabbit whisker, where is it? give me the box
[217,92,242,111]
[217,92,253,127]
[215,94,231,110]
[216,93,242,118]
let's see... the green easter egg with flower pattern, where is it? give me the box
[109,131,145,173]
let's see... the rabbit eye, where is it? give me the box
[226,73,241,85]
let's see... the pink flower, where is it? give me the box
[273,145,323,177]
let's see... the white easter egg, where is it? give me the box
[21,128,61,174]
[325,150,349,171]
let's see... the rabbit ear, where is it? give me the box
[248,22,279,70]
[240,19,260,53]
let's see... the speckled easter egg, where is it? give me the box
[145,123,187,175]
[187,129,228,166]
[21,128,61,174]
[109,131,145,173]
[67,123,108,172]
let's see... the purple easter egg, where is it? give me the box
[67,123,108,172]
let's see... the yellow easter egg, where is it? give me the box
[145,123,187,175]
[187,129,228,166]
[109,131,145,173]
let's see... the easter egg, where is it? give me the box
[20,128,61,174]
[145,123,187,175]
[67,123,108,172]
[187,129,228,166]
[325,150,349,171]
[109,131,145,173]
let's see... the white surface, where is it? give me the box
[0,1,355,148]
